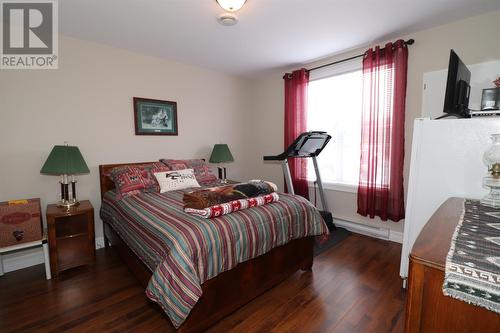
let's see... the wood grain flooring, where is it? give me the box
[0,234,405,333]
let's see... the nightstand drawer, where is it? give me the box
[55,214,88,238]
[47,200,95,277]
[56,234,91,270]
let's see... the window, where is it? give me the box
[307,60,363,188]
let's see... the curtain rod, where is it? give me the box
[306,38,415,73]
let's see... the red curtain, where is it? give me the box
[284,68,309,199]
[357,40,408,222]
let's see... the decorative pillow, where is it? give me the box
[185,193,279,219]
[160,159,218,185]
[135,162,170,192]
[110,166,146,199]
[154,169,201,193]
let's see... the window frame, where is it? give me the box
[309,57,362,82]
[307,180,358,193]
[307,57,363,192]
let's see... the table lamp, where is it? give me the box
[41,144,90,209]
[209,144,234,183]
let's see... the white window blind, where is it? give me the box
[307,60,363,187]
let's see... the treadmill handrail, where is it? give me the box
[263,154,286,161]
[263,131,331,161]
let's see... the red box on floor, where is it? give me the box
[0,198,42,248]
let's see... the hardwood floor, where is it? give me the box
[0,234,405,333]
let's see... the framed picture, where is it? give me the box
[133,97,178,136]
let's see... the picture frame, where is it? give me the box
[133,97,178,136]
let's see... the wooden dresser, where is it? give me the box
[405,197,500,332]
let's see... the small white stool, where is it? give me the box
[0,229,51,279]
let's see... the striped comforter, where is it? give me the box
[100,188,328,328]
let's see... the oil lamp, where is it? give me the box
[481,134,500,207]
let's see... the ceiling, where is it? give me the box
[60,0,500,77]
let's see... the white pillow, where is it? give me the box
[154,169,201,193]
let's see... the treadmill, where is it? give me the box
[263,131,335,231]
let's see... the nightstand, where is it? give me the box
[46,200,95,276]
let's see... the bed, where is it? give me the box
[99,161,328,332]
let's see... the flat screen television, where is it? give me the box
[442,49,471,118]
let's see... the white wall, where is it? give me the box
[0,35,254,272]
[247,10,500,236]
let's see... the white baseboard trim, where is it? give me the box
[389,230,404,244]
[2,236,105,274]
[334,219,403,244]
[95,236,105,250]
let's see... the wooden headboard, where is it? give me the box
[99,162,157,200]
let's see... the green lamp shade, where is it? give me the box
[209,144,234,163]
[40,145,90,175]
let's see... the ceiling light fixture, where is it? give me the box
[216,0,247,12]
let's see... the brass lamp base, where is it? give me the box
[56,199,80,210]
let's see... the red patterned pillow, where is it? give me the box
[160,159,218,185]
[110,166,145,199]
[135,163,170,192]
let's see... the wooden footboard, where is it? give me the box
[103,221,314,333]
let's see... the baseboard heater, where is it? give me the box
[333,219,390,240]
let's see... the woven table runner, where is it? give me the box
[443,199,500,313]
